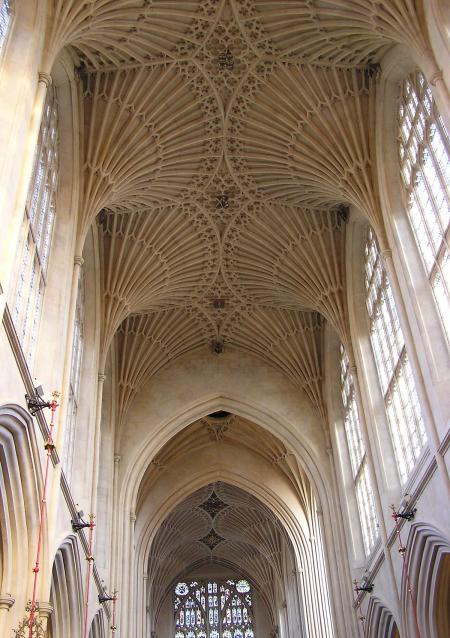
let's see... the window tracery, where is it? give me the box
[63,267,85,480]
[398,70,450,343]
[0,0,11,54]
[340,345,379,555]
[364,228,426,483]
[174,579,255,638]
[11,85,59,366]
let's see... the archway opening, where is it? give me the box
[135,414,334,638]
[435,553,450,637]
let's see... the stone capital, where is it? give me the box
[429,69,443,86]
[0,594,15,611]
[38,72,52,87]
[74,255,84,268]
[38,601,53,620]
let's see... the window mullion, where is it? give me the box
[365,226,426,484]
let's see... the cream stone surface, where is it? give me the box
[0,1,449,637]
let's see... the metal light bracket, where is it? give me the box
[71,511,91,533]
[25,386,51,416]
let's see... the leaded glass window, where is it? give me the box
[63,268,85,481]
[174,580,255,638]
[340,345,378,555]
[364,228,426,483]
[0,0,12,54]
[11,85,58,367]
[398,70,450,342]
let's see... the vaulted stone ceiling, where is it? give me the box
[145,481,293,625]
[137,413,302,503]
[47,1,430,420]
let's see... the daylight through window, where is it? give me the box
[364,228,426,483]
[63,267,85,481]
[340,345,378,555]
[0,0,12,54]
[398,70,450,342]
[11,85,58,367]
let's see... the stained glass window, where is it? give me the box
[340,345,379,555]
[62,268,85,481]
[0,0,12,54]
[364,228,426,483]
[11,84,58,367]
[398,70,450,342]
[174,580,255,638]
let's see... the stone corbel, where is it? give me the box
[38,602,53,630]
[38,72,52,88]
[429,69,443,87]
[0,593,15,611]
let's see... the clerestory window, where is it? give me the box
[174,579,255,638]
[340,345,379,555]
[11,85,59,367]
[0,0,12,54]
[364,228,426,484]
[398,70,450,343]
[63,267,85,481]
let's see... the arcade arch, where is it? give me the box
[132,413,336,638]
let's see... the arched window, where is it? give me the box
[11,84,59,366]
[398,70,450,342]
[63,267,85,481]
[0,0,12,54]
[174,579,255,638]
[340,345,379,555]
[364,228,426,484]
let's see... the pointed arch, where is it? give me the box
[89,608,107,638]
[0,404,41,597]
[365,597,399,638]
[403,523,450,638]
[48,535,84,638]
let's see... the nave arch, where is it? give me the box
[48,535,84,638]
[114,349,332,506]
[109,371,357,638]
[89,608,107,638]
[402,523,450,638]
[104,349,359,636]
[365,597,400,638]
[0,404,42,634]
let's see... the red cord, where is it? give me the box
[352,580,366,632]
[28,396,58,637]
[111,592,118,635]
[82,515,96,638]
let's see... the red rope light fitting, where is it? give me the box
[28,392,59,638]
[391,505,421,638]
[111,591,118,635]
[352,579,367,631]
[82,514,96,638]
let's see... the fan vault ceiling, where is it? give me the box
[45,1,430,421]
